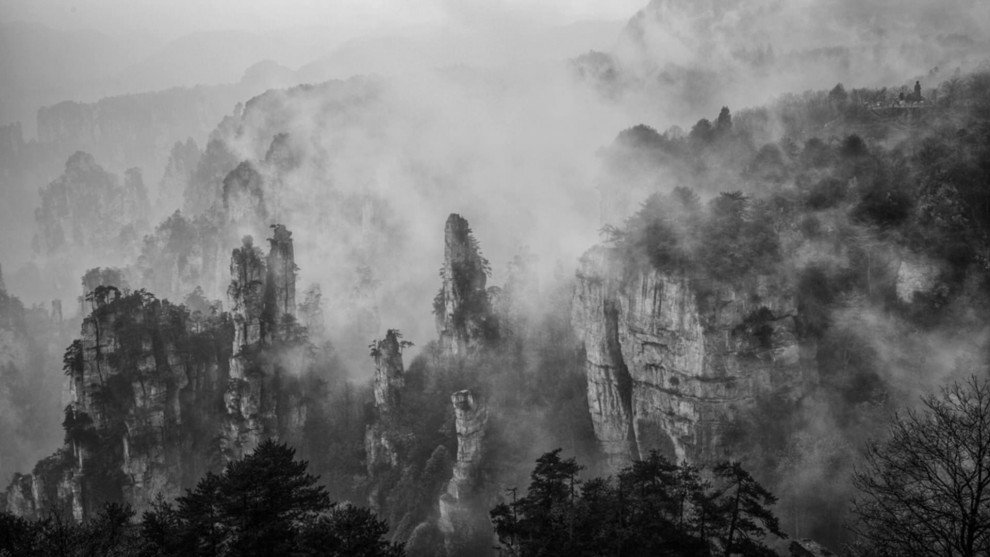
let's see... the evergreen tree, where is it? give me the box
[141,439,403,556]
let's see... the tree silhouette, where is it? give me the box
[492,450,785,556]
[852,376,990,557]
[142,439,403,556]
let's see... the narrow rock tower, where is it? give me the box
[434,214,496,357]
[222,224,298,461]
[438,389,490,554]
[365,329,406,473]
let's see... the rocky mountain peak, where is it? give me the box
[435,214,496,356]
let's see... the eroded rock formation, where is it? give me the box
[365,329,405,473]
[5,224,307,520]
[573,246,807,465]
[4,288,233,520]
[434,214,497,357]
[33,152,150,257]
[438,389,490,554]
[222,225,299,461]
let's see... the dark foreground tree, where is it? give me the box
[852,376,990,557]
[142,439,405,556]
[492,450,784,556]
[0,502,139,556]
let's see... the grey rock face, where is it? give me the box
[5,288,232,520]
[365,329,406,473]
[573,246,807,465]
[435,214,495,357]
[438,389,489,553]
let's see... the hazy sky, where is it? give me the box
[0,0,646,36]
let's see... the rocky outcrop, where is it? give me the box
[371,330,405,410]
[265,224,296,333]
[438,389,490,554]
[573,246,806,465]
[222,225,299,461]
[5,225,307,520]
[5,287,233,520]
[365,330,406,473]
[434,214,497,357]
[229,236,268,349]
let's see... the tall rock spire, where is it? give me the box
[365,329,406,475]
[229,235,267,349]
[223,224,299,461]
[434,214,497,356]
[265,224,296,334]
[438,389,490,554]
[372,329,405,409]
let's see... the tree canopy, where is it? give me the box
[491,450,784,556]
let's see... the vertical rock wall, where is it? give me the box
[265,224,296,333]
[573,246,807,465]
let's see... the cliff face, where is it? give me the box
[365,329,406,474]
[434,214,497,357]
[438,389,490,554]
[573,246,807,465]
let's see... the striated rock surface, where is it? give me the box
[222,225,299,461]
[229,235,268,349]
[371,330,405,410]
[265,224,297,333]
[438,389,490,554]
[434,214,497,357]
[365,329,406,473]
[573,246,807,465]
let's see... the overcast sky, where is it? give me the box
[0,0,646,37]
